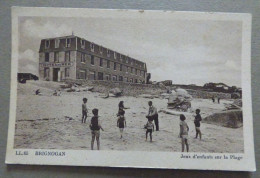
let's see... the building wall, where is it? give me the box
[75,51,146,83]
[39,51,76,81]
[39,35,147,83]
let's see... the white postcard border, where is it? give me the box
[6,7,255,171]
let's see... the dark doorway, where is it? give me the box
[98,72,103,80]
[53,68,60,81]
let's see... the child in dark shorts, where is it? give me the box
[89,108,104,150]
[145,120,154,142]
[194,109,202,140]
[117,110,126,139]
[82,98,88,123]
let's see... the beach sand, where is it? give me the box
[14,81,244,153]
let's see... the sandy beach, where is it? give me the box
[14,81,244,153]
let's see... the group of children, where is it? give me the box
[82,98,202,152]
[179,109,202,152]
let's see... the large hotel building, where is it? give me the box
[39,35,148,83]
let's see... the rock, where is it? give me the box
[224,99,242,110]
[160,93,170,99]
[203,110,243,128]
[167,90,192,112]
[231,92,241,99]
[139,94,154,99]
[109,88,122,96]
[99,93,109,99]
[65,88,76,92]
[60,84,71,89]
[233,99,242,107]
[81,86,94,91]
[176,88,192,99]
[159,109,190,116]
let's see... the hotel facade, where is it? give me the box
[39,35,148,83]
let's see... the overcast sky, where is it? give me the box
[18,15,242,87]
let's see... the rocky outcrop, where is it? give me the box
[203,110,243,128]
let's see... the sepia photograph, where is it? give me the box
[6,7,255,171]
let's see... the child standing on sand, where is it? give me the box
[194,109,202,140]
[145,120,154,142]
[117,110,126,139]
[82,98,88,123]
[179,114,189,152]
[89,109,104,150]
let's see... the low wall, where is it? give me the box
[64,79,167,96]
[63,79,232,98]
[186,89,231,99]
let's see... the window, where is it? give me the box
[98,72,104,80]
[114,62,117,70]
[80,39,85,49]
[45,53,49,62]
[114,52,117,59]
[85,54,91,61]
[81,52,85,63]
[89,71,95,80]
[66,38,71,48]
[129,78,133,83]
[99,46,103,54]
[65,68,70,77]
[45,40,50,48]
[100,58,103,67]
[65,51,70,62]
[126,66,129,73]
[112,75,117,81]
[135,69,138,75]
[105,75,111,81]
[54,52,59,62]
[131,67,133,73]
[55,39,60,48]
[44,68,49,78]
[135,79,138,83]
[90,43,94,52]
[143,71,145,77]
[120,64,123,71]
[107,49,110,57]
[91,55,94,65]
[119,76,123,81]
[107,60,110,68]
[85,54,88,62]
[79,70,86,79]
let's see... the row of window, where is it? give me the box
[44,38,145,68]
[78,70,144,83]
[44,51,145,78]
[44,51,71,62]
[80,53,145,77]
[45,38,71,49]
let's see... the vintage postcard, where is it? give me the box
[6,7,255,171]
